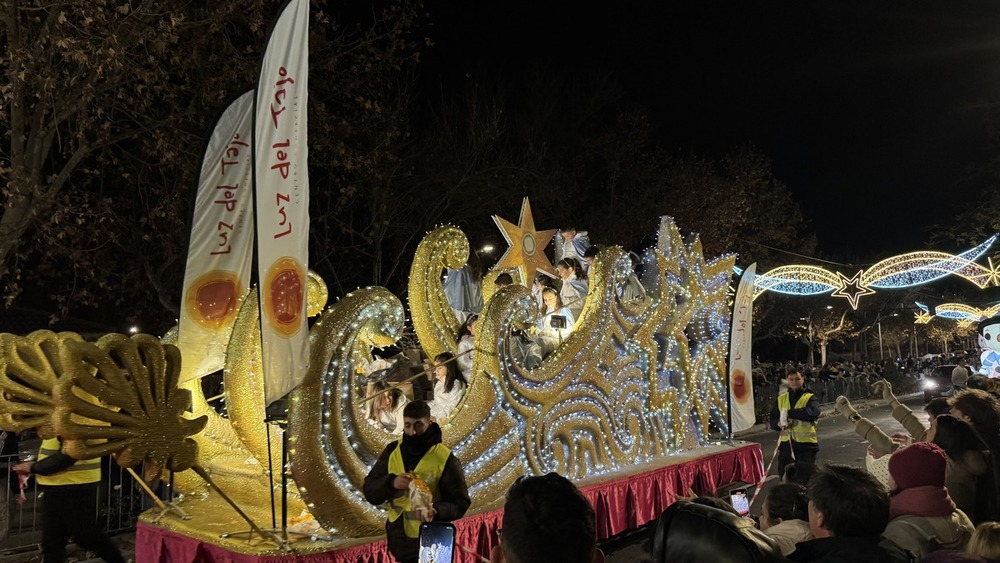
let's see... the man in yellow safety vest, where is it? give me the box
[769,369,820,476]
[13,436,125,563]
[363,400,470,563]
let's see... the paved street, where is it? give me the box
[602,395,928,562]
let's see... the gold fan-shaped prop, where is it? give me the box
[0,330,83,438]
[52,333,206,481]
[0,331,280,545]
[49,333,280,545]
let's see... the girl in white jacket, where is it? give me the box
[429,352,468,422]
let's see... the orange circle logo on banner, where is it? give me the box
[186,271,241,330]
[731,369,750,404]
[264,257,305,336]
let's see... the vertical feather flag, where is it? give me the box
[728,264,757,432]
[177,90,255,383]
[254,0,310,405]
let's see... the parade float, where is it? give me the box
[0,1,766,561]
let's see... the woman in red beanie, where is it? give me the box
[882,442,975,560]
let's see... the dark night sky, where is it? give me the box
[420,0,1000,258]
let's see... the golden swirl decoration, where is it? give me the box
[307,269,329,317]
[287,287,405,536]
[438,287,524,504]
[221,288,283,478]
[0,330,83,437]
[408,226,469,359]
[485,248,677,478]
[168,268,328,491]
[52,334,208,481]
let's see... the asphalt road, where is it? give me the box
[601,395,928,562]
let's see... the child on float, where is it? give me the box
[428,352,467,423]
[365,380,408,435]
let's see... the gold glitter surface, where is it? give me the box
[0,330,83,438]
[306,269,329,317]
[288,287,405,536]
[490,198,557,285]
[52,334,207,480]
[0,217,736,544]
[224,289,283,478]
[408,226,468,360]
[162,327,268,496]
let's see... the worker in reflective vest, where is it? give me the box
[364,400,471,563]
[13,436,125,563]
[769,370,820,477]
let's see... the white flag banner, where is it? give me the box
[728,263,757,432]
[255,0,310,405]
[178,90,256,383]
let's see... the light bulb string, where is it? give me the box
[356,349,472,405]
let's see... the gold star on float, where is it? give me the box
[492,198,557,284]
[831,270,876,310]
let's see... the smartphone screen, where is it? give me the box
[730,491,750,516]
[419,521,456,563]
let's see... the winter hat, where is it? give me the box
[888,442,947,490]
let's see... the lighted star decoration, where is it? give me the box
[491,198,557,283]
[988,257,1000,288]
[744,235,998,308]
[831,270,876,310]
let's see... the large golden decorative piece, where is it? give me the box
[491,197,557,285]
[403,215,735,481]
[288,287,405,536]
[287,286,523,535]
[0,330,82,437]
[408,226,469,359]
[0,212,732,545]
[52,334,208,481]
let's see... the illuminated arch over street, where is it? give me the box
[741,235,999,309]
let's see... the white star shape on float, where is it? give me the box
[831,270,876,310]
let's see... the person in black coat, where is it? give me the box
[770,369,821,476]
[363,401,470,563]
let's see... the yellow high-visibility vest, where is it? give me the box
[35,438,101,487]
[386,441,451,538]
[777,392,818,444]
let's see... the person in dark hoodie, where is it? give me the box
[789,464,910,563]
[363,400,471,563]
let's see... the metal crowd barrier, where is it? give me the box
[752,377,876,423]
[0,452,142,555]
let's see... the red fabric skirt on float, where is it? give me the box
[136,442,764,563]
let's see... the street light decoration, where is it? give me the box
[748,235,998,309]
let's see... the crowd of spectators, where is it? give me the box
[754,353,983,389]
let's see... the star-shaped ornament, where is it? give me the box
[987,257,1000,288]
[914,312,934,325]
[831,270,876,310]
[491,198,557,284]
